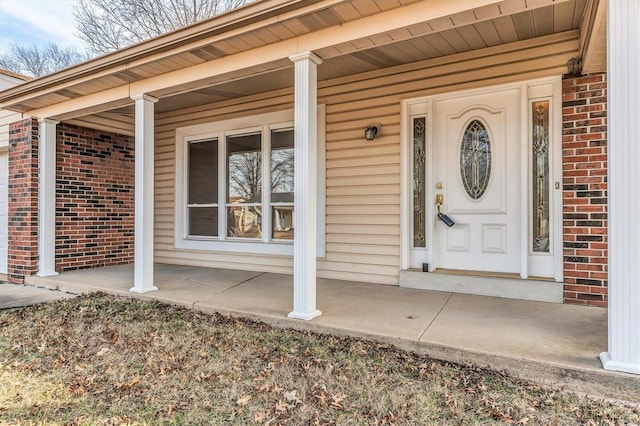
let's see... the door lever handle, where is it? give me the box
[435,193,454,227]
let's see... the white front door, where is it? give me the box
[432,87,521,274]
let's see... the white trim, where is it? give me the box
[551,78,564,282]
[174,107,326,257]
[289,51,322,320]
[131,94,158,293]
[400,101,410,270]
[404,106,430,270]
[400,77,563,281]
[519,83,529,279]
[316,104,327,257]
[524,77,563,281]
[602,0,640,375]
[36,118,59,277]
[262,126,272,244]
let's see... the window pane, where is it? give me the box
[532,101,550,253]
[188,207,218,237]
[271,129,294,203]
[272,206,294,240]
[460,120,491,200]
[188,139,218,204]
[227,133,262,204]
[227,205,262,238]
[413,117,426,248]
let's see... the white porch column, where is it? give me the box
[130,94,158,293]
[288,51,322,320]
[37,118,59,277]
[600,0,640,374]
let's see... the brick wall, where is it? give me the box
[56,124,135,271]
[562,73,608,307]
[8,118,39,284]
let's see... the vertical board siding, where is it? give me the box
[154,36,577,285]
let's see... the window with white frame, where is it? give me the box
[175,108,325,256]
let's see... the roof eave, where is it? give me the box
[0,0,320,104]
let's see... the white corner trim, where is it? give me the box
[399,100,410,270]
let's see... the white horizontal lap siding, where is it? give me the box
[0,110,22,150]
[152,34,577,284]
[318,96,401,285]
[0,110,15,275]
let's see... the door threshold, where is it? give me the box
[399,270,563,303]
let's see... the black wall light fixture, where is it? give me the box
[365,123,381,141]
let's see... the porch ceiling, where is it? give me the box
[2,0,598,133]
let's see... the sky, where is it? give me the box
[0,0,84,55]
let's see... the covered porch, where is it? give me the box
[24,263,640,403]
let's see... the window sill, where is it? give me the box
[176,238,294,256]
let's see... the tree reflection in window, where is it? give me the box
[271,129,294,240]
[227,133,262,238]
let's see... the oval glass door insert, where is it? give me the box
[460,119,491,200]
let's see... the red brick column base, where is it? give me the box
[8,118,39,284]
[562,73,608,307]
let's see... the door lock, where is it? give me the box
[436,193,444,206]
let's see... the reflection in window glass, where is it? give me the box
[227,205,262,238]
[271,129,294,240]
[272,206,294,240]
[227,133,262,204]
[227,133,262,238]
[271,129,294,197]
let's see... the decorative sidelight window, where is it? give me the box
[412,117,426,247]
[532,101,550,252]
[460,120,491,200]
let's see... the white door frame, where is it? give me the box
[400,76,563,281]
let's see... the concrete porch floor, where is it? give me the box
[25,263,640,404]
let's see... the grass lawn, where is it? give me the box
[0,293,637,425]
